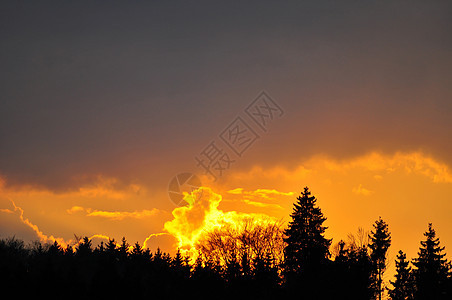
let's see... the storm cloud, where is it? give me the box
[1,1,451,191]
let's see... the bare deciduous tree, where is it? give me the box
[196,217,285,271]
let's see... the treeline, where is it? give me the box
[1,187,451,299]
[0,236,193,299]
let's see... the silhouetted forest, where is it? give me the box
[1,187,451,299]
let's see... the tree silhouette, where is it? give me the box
[369,217,391,300]
[191,252,226,298]
[76,236,92,256]
[412,223,450,299]
[389,250,415,300]
[333,235,373,299]
[196,217,284,273]
[48,240,63,255]
[65,244,74,256]
[171,248,184,271]
[253,249,281,295]
[119,236,129,258]
[104,238,118,259]
[95,241,105,254]
[131,241,143,256]
[2,187,452,299]
[283,186,332,297]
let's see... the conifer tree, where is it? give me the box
[172,248,184,269]
[284,187,331,272]
[389,250,414,300]
[368,217,391,300]
[131,241,143,256]
[76,237,92,256]
[254,250,280,288]
[412,223,450,299]
[105,238,117,254]
[283,187,332,295]
[119,237,129,258]
[48,241,63,255]
[154,247,163,261]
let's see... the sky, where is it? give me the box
[1,0,452,282]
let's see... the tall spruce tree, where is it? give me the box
[389,250,414,300]
[412,223,450,299]
[283,186,332,294]
[369,217,391,300]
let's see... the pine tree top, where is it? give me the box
[285,186,328,236]
[412,223,449,272]
[368,217,391,262]
[283,187,332,272]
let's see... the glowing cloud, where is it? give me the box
[243,199,283,209]
[0,208,13,214]
[86,209,160,220]
[66,205,161,220]
[3,199,115,249]
[352,184,373,196]
[164,187,278,257]
[66,206,85,214]
[319,152,452,183]
[9,199,69,247]
[76,178,143,199]
[0,176,164,250]
[225,188,292,209]
[142,232,170,249]
[227,188,294,199]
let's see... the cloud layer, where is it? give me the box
[1,1,451,191]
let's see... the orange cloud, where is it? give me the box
[352,184,373,196]
[227,188,294,199]
[9,199,69,247]
[163,187,279,257]
[66,205,161,220]
[86,208,161,220]
[76,177,142,199]
[374,175,383,181]
[225,187,292,209]
[66,206,85,214]
[224,152,452,190]
[142,232,170,249]
[2,199,116,249]
[319,152,452,183]
[242,199,283,209]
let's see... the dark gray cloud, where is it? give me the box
[1,1,451,189]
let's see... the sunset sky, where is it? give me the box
[1,1,452,282]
